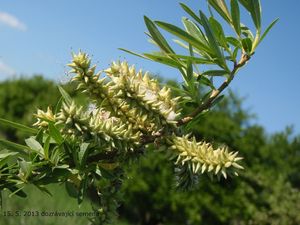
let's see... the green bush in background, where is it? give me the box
[1,76,299,225]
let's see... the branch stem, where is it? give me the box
[178,54,250,125]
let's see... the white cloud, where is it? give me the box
[0,12,27,31]
[0,60,15,77]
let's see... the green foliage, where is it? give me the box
[122,0,277,111]
[0,1,278,224]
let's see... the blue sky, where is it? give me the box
[0,1,299,135]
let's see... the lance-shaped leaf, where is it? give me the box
[0,118,37,134]
[78,142,90,168]
[7,186,27,198]
[199,11,227,69]
[58,86,72,106]
[259,18,279,45]
[118,48,149,60]
[155,20,213,55]
[248,0,262,31]
[202,70,229,76]
[208,17,227,49]
[182,18,207,45]
[238,0,250,11]
[168,54,215,65]
[48,123,64,145]
[230,0,241,36]
[144,16,175,54]
[143,53,183,68]
[180,3,203,26]
[208,0,232,24]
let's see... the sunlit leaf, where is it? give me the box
[182,18,207,45]
[230,0,241,36]
[208,0,231,24]
[169,54,214,65]
[208,17,227,48]
[180,3,203,25]
[155,21,213,54]
[143,53,183,68]
[144,16,175,54]
[199,11,226,68]
[249,0,262,31]
[259,18,279,45]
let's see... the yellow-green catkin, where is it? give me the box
[171,135,243,178]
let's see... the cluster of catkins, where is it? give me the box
[34,52,243,178]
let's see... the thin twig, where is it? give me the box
[177,54,250,126]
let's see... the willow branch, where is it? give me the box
[178,54,251,125]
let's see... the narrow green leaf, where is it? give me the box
[0,118,37,134]
[0,139,30,154]
[208,17,227,48]
[78,142,90,167]
[155,21,213,54]
[241,38,253,53]
[208,0,232,24]
[199,11,226,67]
[182,18,207,45]
[168,54,215,65]
[186,60,193,82]
[197,75,215,89]
[249,0,262,31]
[58,86,72,106]
[180,3,203,25]
[143,53,182,68]
[226,36,241,47]
[25,137,44,157]
[119,48,149,60]
[232,47,239,60]
[230,0,241,36]
[8,186,27,198]
[202,70,229,76]
[259,18,279,45]
[48,123,63,145]
[238,0,250,11]
[55,97,63,115]
[144,16,175,54]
